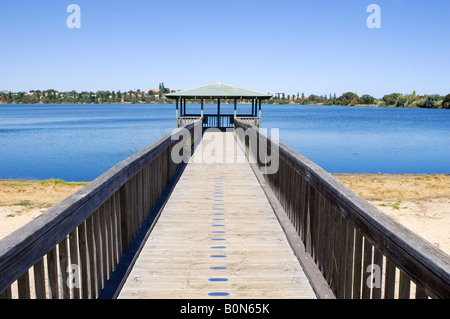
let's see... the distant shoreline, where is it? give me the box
[1,101,449,110]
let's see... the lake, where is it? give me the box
[0,104,448,181]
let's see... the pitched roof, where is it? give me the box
[165,82,272,99]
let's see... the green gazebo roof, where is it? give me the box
[165,82,272,100]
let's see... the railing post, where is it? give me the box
[119,184,130,254]
[201,99,204,118]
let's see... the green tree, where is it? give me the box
[442,94,450,109]
[340,92,359,102]
[359,94,375,105]
[382,93,402,106]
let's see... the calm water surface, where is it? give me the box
[0,104,448,181]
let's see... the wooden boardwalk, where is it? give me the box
[118,131,316,298]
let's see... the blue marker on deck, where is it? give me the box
[208,292,230,296]
[208,278,228,282]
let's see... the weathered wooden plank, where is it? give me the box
[384,258,396,299]
[0,286,12,299]
[33,257,46,299]
[372,247,383,299]
[47,247,59,299]
[110,194,119,269]
[343,223,355,299]
[83,216,94,298]
[105,199,114,278]
[93,209,103,294]
[352,229,363,299]
[17,270,30,299]
[399,271,411,299]
[99,205,109,288]
[415,285,428,299]
[361,238,373,299]
[58,236,70,299]
[68,229,80,299]
[77,221,89,299]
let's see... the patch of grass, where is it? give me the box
[380,201,402,210]
[37,203,53,209]
[11,201,52,210]
[391,201,402,210]
[14,200,33,207]
[6,182,34,186]
[39,179,89,186]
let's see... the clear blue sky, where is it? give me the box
[1,0,449,98]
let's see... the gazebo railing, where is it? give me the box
[178,114,259,128]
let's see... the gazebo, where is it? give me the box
[165,82,272,128]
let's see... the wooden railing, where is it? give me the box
[0,120,203,299]
[234,119,450,299]
[179,115,259,128]
[177,116,201,128]
[202,114,234,128]
[236,116,260,128]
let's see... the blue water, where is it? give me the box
[0,104,448,181]
[260,105,450,175]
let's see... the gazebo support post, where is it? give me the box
[258,99,262,119]
[217,98,221,128]
[176,98,179,126]
[201,99,204,118]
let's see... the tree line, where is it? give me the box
[0,88,172,105]
[269,91,450,109]
[1,88,449,109]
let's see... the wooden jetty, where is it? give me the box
[0,83,449,299]
[118,131,317,298]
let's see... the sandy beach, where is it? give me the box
[333,174,450,254]
[0,180,87,240]
[0,175,449,254]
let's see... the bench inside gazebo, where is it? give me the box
[166,82,272,128]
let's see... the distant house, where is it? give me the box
[274,93,283,99]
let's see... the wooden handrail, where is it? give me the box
[0,120,203,299]
[234,118,450,299]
